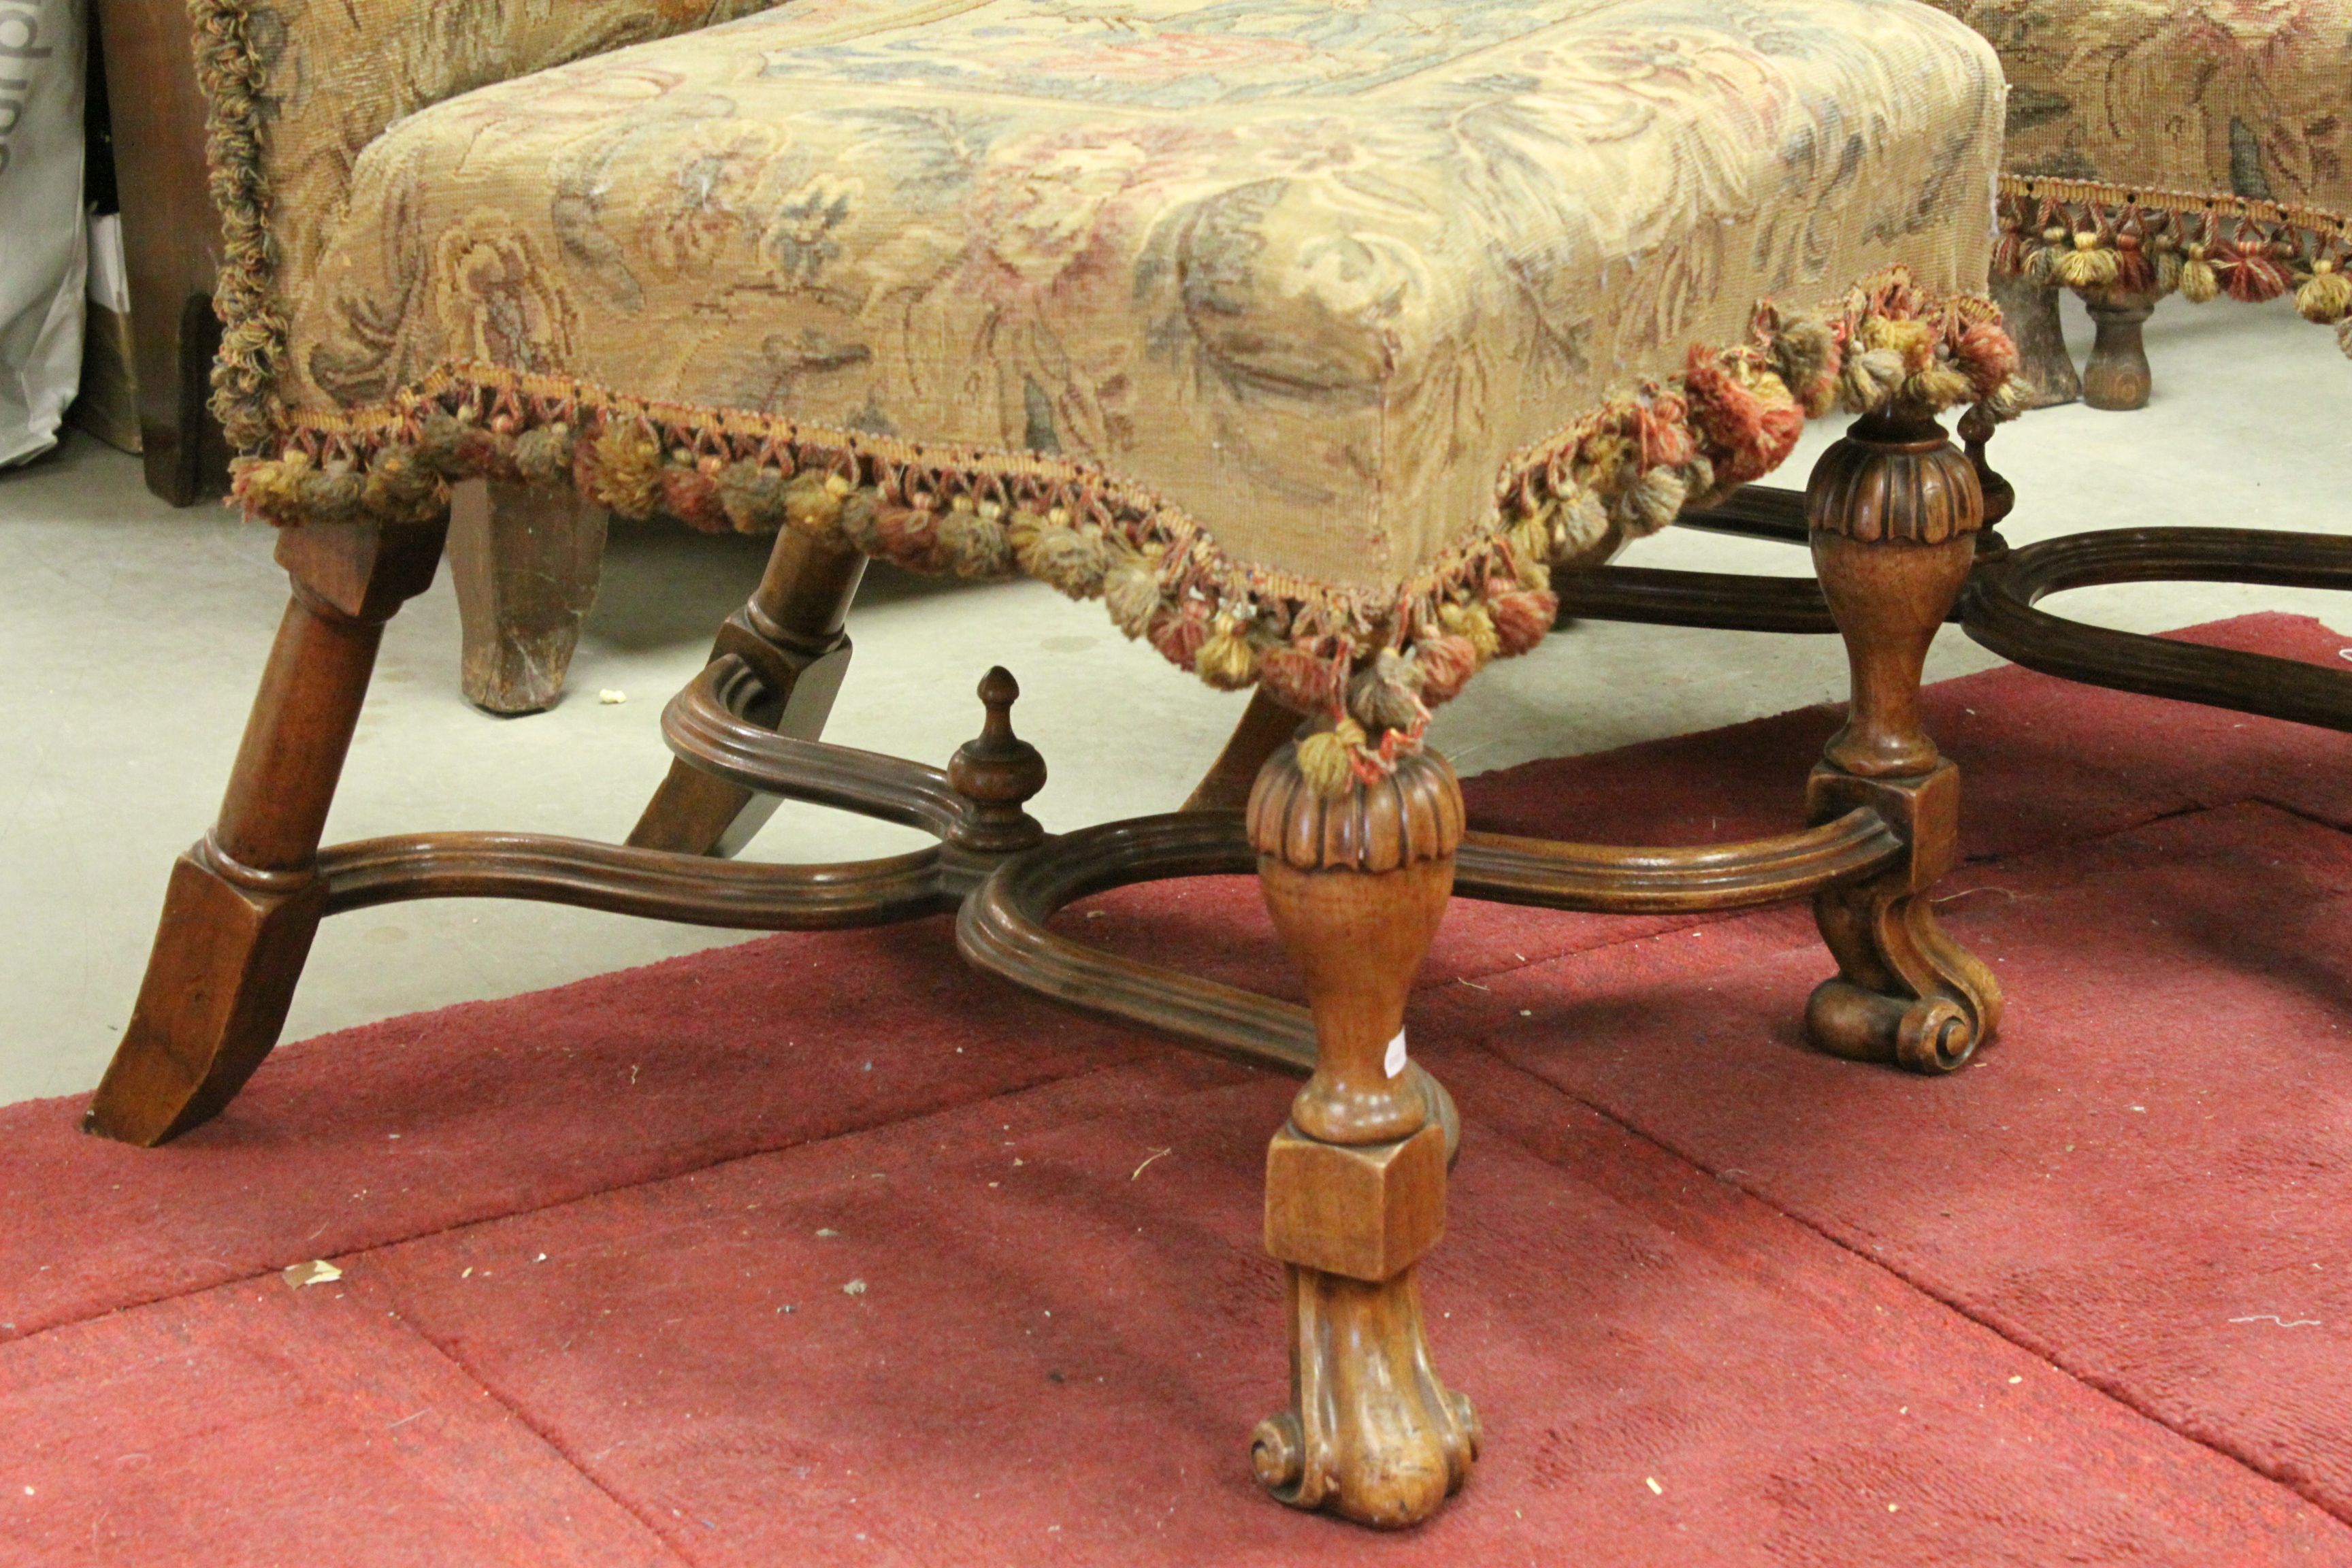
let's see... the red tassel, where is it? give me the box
[1487,589,1556,656]
[873,501,948,572]
[1414,634,1480,704]
[1146,604,1210,671]
[1258,646,1348,715]
[660,466,730,534]
[1632,392,1696,470]
[2223,246,2292,303]
[1951,321,2021,402]
[1682,348,1804,488]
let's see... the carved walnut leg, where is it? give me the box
[2081,286,2158,411]
[627,530,867,856]
[1803,412,2003,1073]
[86,521,448,1145]
[1245,740,1477,1528]
[1988,270,2080,409]
[449,480,610,715]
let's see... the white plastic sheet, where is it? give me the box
[0,0,86,468]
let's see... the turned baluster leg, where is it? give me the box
[1245,738,1477,1528]
[1988,270,2080,409]
[86,520,448,1145]
[627,530,867,856]
[449,479,610,715]
[2080,286,2158,411]
[1803,411,2003,1073]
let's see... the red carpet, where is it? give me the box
[4,613,2349,1565]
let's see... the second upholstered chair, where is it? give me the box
[91,0,2025,1529]
[1931,0,2352,408]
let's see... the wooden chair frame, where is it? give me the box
[88,410,2012,1527]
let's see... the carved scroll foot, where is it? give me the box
[2081,288,2157,411]
[1247,736,1474,1527]
[1253,1259,1478,1528]
[1804,412,2002,1073]
[1805,765,2002,1073]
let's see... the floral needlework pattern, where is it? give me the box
[197,0,2017,766]
[1930,0,2352,349]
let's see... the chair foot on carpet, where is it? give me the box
[1248,734,1474,1527]
[1801,410,2002,1072]
[87,520,448,1145]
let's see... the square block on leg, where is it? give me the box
[1264,1121,1446,1283]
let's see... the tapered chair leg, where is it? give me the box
[1182,689,1299,811]
[1989,270,2080,409]
[1245,737,1477,1529]
[2081,287,2158,411]
[449,480,609,715]
[627,531,867,857]
[1802,412,2002,1072]
[86,521,448,1145]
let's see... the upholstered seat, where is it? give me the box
[236,0,2010,706]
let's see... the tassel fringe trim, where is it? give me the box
[191,5,2018,794]
[1997,175,2352,354]
[231,270,2019,794]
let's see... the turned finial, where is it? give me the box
[948,666,1047,853]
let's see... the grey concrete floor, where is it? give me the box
[2,295,2346,1107]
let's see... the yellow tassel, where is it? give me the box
[1862,317,1936,369]
[1102,550,1162,638]
[2052,234,2120,290]
[1508,512,1552,570]
[782,472,849,534]
[2180,247,2220,304]
[1195,617,1258,691]
[1906,363,1975,409]
[592,423,664,519]
[1439,602,1502,663]
[2295,261,2352,325]
[240,451,310,517]
[1295,719,1368,800]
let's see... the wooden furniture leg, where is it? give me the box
[88,0,229,503]
[1803,412,2002,1072]
[86,521,448,1145]
[1245,739,1477,1528]
[1988,270,2080,410]
[627,530,867,856]
[2081,286,2158,411]
[448,480,610,715]
[1182,689,1299,811]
